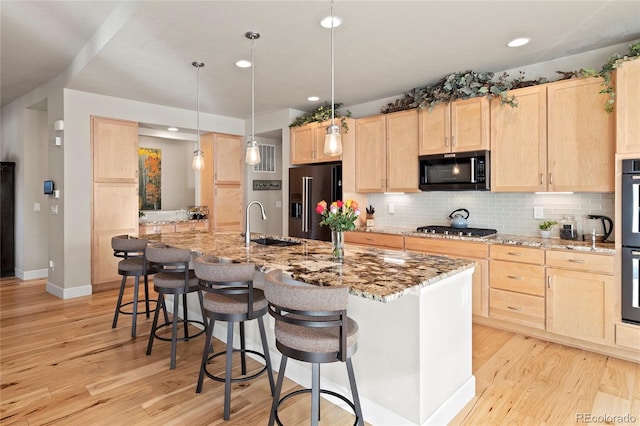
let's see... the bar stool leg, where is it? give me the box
[182,293,190,339]
[196,313,215,393]
[257,317,275,394]
[143,274,151,318]
[224,321,235,420]
[346,358,364,425]
[112,276,127,328]
[269,355,288,426]
[146,293,163,356]
[311,363,321,426]
[240,322,247,375]
[170,294,180,370]
[131,275,140,337]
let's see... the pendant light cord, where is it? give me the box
[196,64,200,150]
[330,0,335,127]
[251,37,255,140]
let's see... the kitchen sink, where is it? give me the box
[251,237,301,247]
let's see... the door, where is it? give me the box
[419,103,449,155]
[386,109,419,193]
[212,133,242,231]
[91,116,139,285]
[355,115,386,192]
[450,97,490,153]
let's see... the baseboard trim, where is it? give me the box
[46,281,92,299]
[15,268,48,281]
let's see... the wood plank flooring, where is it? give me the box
[1,276,639,425]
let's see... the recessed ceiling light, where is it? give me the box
[235,59,251,68]
[167,127,178,132]
[320,16,343,29]
[507,37,531,48]
[307,96,320,102]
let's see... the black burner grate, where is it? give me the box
[416,225,497,237]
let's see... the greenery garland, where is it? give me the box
[289,102,352,131]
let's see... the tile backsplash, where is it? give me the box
[367,192,615,239]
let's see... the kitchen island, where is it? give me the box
[150,230,476,425]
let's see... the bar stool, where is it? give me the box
[263,269,363,426]
[193,255,275,421]
[145,243,206,370]
[111,234,157,338]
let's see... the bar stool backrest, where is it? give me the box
[111,234,148,259]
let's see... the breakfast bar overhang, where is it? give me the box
[150,231,476,425]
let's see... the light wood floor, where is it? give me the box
[1,277,639,425]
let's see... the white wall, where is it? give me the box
[138,135,195,210]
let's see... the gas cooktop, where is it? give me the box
[416,225,498,237]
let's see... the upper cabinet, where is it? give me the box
[290,120,342,165]
[419,97,490,155]
[616,58,640,154]
[547,77,615,192]
[355,109,419,193]
[491,85,548,192]
[491,77,615,192]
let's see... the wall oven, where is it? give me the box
[622,159,640,324]
[419,150,490,191]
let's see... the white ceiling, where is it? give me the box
[2,0,639,121]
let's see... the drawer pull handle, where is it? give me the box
[507,306,523,311]
[508,275,523,280]
[507,252,523,256]
[568,259,586,264]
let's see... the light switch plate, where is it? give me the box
[534,206,544,219]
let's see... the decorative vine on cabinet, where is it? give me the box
[491,77,615,192]
[355,109,419,193]
[419,96,490,155]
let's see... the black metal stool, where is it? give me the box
[111,234,157,338]
[145,243,206,370]
[194,255,275,421]
[263,269,363,426]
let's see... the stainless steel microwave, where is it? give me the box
[419,150,490,191]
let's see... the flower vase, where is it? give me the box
[331,229,345,260]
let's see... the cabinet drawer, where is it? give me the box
[490,288,545,329]
[404,237,488,258]
[546,250,613,274]
[490,244,544,265]
[615,323,640,351]
[490,260,545,296]
[345,232,404,249]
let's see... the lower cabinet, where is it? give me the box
[139,220,209,236]
[404,237,489,317]
[489,245,546,330]
[545,250,614,345]
[345,231,404,249]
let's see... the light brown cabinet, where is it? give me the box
[200,132,244,231]
[404,237,489,317]
[491,77,615,192]
[345,231,404,250]
[545,250,614,345]
[290,121,342,165]
[419,97,490,155]
[91,116,139,285]
[616,58,640,154]
[139,220,209,236]
[489,245,546,330]
[355,110,419,193]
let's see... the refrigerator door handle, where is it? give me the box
[302,177,312,232]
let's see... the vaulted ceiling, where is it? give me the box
[2,1,639,120]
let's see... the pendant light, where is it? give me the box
[245,31,261,165]
[323,0,342,156]
[192,61,205,170]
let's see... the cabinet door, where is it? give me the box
[418,103,449,155]
[355,115,386,193]
[314,120,342,163]
[547,77,615,192]
[91,117,139,285]
[213,133,243,184]
[290,124,316,165]
[546,268,614,345]
[386,110,419,192]
[616,58,640,154]
[491,86,547,192]
[213,185,242,230]
[450,97,490,152]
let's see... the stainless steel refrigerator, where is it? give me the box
[289,163,342,241]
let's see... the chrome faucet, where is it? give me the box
[245,200,267,246]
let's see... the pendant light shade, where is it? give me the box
[245,31,261,165]
[323,0,343,156]
[192,61,205,170]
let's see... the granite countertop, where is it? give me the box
[353,226,616,254]
[148,231,475,303]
